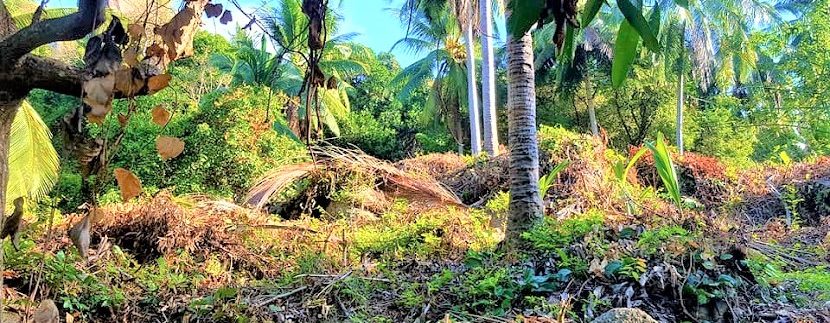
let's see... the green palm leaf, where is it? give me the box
[6,101,59,207]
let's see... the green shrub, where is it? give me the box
[522,209,605,252]
[690,97,757,162]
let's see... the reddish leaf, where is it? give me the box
[117,113,128,127]
[114,168,142,201]
[151,105,171,126]
[156,136,185,160]
[147,74,172,93]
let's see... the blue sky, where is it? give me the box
[48,0,505,67]
[203,0,506,67]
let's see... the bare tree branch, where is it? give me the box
[0,0,106,67]
[19,55,85,97]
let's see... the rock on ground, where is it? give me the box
[591,308,658,323]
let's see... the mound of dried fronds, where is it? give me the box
[93,193,278,275]
[245,146,462,215]
[395,153,469,178]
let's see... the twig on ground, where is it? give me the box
[254,286,309,307]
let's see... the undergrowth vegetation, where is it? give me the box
[5,128,830,322]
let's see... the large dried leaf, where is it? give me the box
[153,1,201,61]
[83,74,115,123]
[219,10,232,24]
[147,74,171,93]
[68,214,90,258]
[114,168,142,201]
[205,3,223,18]
[123,46,140,67]
[151,105,171,126]
[127,24,144,39]
[156,136,184,160]
[114,68,144,97]
[33,299,59,323]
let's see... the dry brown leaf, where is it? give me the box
[127,24,144,40]
[154,3,201,61]
[68,214,90,259]
[117,113,128,127]
[33,299,58,323]
[146,43,165,58]
[123,46,140,67]
[156,136,185,160]
[114,168,142,201]
[205,3,223,17]
[151,105,171,126]
[83,74,115,123]
[147,74,171,93]
[114,68,145,97]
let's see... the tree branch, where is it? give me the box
[20,55,85,97]
[0,0,106,67]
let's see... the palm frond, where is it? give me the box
[6,100,59,207]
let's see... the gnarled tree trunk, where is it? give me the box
[0,0,208,305]
[505,30,542,246]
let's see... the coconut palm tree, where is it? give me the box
[255,0,369,140]
[657,0,780,154]
[392,6,474,154]
[400,0,483,155]
[211,31,282,87]
[504,6,542,245]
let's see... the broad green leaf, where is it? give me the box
[616,0,661,52]
[623,147,648,181]
[539,160,570,197]
[673,0,689,9]
[506,0,544,38]
[612,20,640,88]
[646,133,681,207]
[321,109,341,137]
[558,26,577,64]
[273,120,302,144]
[582,0,604,26]
[649,3,661,37]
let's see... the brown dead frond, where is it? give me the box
[245,163,318,210]
[94,192,282,275]
[244,146,462,214]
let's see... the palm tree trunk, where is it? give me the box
[505,30,542,246]
[585,78,599,136]
[479,0,498,156]
[464,19,482,156]
[676,73,685,155]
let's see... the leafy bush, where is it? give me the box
[522,209,605,252]
[690,97,757,162]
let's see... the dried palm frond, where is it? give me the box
[310,145,462,206]
[244,146,462,214]
[245,163,318,210]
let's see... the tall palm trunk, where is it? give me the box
[479,0,498,156]
[676,73,685,155]
[676,24,687,155]
[585,77,599,136]
[505,30,542,246]
[464,16,482,155]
